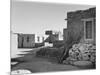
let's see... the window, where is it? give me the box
[27,36,29,42]
[85,21,92,39]
[82,18,94,40]
[37,36,40,42]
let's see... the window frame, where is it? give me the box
[82,18,94,41]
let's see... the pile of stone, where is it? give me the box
[63,43,96,66]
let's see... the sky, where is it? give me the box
[11,0,95,36]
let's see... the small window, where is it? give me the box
[27,36,29,42]
[83,18,94,40]
[85,21,93,39]
[37,36,40,42]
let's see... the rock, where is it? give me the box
[82,54,90,61]
[72,44,78,48]
[77,53,82,60]
[63,60,69,64]
[63,43,96,65]
[78,45,86,52]
[90,45,96,50]
[69,43,95,61]
[70,57,77,61]
[69,50,74,56]
[90,54,96,62]
[69,60,74,64]
[73,61,93,67]
[64,57,77,65]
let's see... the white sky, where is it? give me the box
[11,0,95,36]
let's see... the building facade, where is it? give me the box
[18,34,35,48]
[64,7,96,44]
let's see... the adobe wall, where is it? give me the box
[65,7,96,44]
[18,34,35,48]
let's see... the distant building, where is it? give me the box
[45,30,53,35]
[64,7,96,44]
[44,30,64,47]
[18,34,35,48]
[44,30,59,43]
[35,35,45,43]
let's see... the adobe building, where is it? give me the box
[64,7,96,44]
[18,34,35,48]
[44,30,64,47]
[44,30,59,43]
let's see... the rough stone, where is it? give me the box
[73,61,93,66]
[63,43,96,64]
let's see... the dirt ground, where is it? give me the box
[11,57,80,73]
[11,47,81,73]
